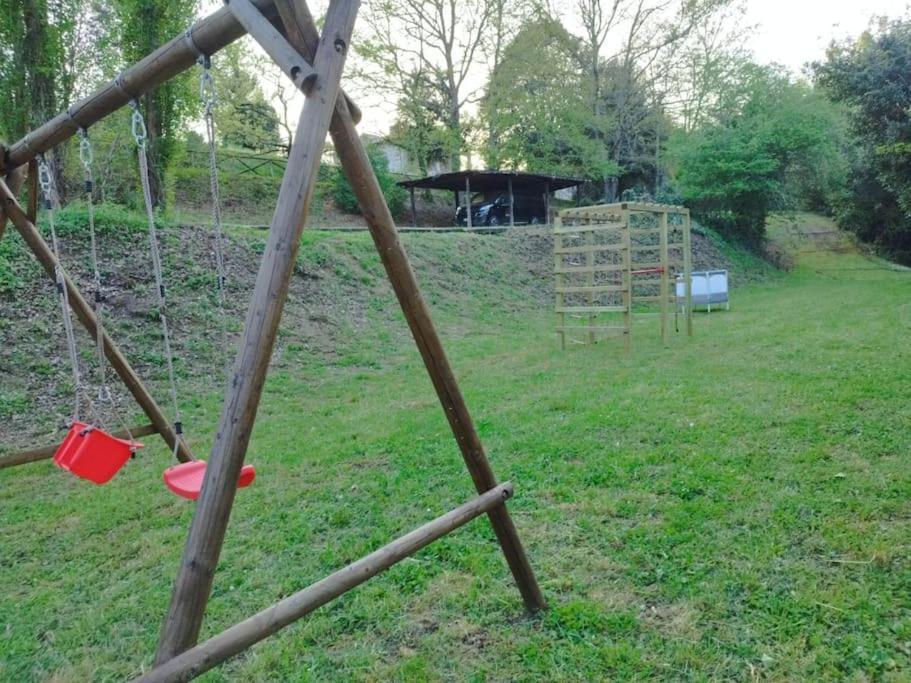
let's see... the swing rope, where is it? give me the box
[78,129,136,446]
[200,57,231,382]
[130,101,184,459]
[38,155,84,425]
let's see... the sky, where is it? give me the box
[215,0,911,138]
[742,0,909,74]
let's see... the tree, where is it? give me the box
[568,0,736,199]
[0,0,80,196]
[672,65,844,241]
[480,17,608,179]
[110,0,197,207]
[355,0,498,170]
[211,41,282,154]
[814,18,911,262]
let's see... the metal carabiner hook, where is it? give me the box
[78,128,94,169]
[130,101,148,147]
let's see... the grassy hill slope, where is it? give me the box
[1,213,908,681]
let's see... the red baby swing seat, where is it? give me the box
[53,421,143,484]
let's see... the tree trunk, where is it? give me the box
[22,0,65,200]
[143,90,165,208]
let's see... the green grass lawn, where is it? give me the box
[1,215,909,681]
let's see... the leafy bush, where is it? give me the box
[814,18,911,263]
[671,65,846,242]
[331,143,405,217]
[50,202,149,237]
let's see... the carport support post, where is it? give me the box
[508,177,514,228]
[544,181,551,225]
[464,175,472,229]
[409,186,416,227]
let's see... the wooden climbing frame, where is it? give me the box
[0,0,546,679]
[554,202,693,350]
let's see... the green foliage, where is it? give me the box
[109,0,198,206]
[2,218,910,680]
[50,202,149,236]
[331,143,405,217]
[386,74,459,176]
[814,18,911,263]
[480,18,612,180]
[0,0,76,140]
[672,65,845,241]
[211,41,282,153]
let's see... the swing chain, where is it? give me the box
[38,154,84,425]
[131,100,184,460]
[200,56,231,383]
[37,156,53,209]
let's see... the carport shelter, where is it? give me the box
[398,170,585,227]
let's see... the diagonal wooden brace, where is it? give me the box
[136,484,514,682]
[226,0,317,92]
[273,0,546,613]
[154,0,361,664]
[0,179,194,463]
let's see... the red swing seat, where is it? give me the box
[163,460,256,500]
[54,421,144,484]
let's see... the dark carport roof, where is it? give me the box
[397,170,585,193]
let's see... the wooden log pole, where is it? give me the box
[683,211,693,336]
[508,177,514,228]
[464,175,472,229]
[0,0,361,176]
[135,483,513,683]
[410,186,417,228]
[0,147,27,241]
[0,424,158,470]
[273,3,546,613]
[0,180,193,463]
[659,210,669,346]
[154,0,360,663]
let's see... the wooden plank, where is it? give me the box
[555,264,625,275]
[154,0,361,664]
[0,424,158,470]
[683,213,693,336]
[556,305,628,314]
[136,484,513,683]
[556,326,627,333]
[227,0,317,91]
[554,243,624,255]
[556,284,625,294]
[621,201,689,214]
[279,0,546,615]
[0,180,193,463]
[0,156,27,241]
[553,223,624,234]
[659,211,669,346]
[554,216,564,350]
[0,0,361,175]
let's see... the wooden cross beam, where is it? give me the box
[0,0,360,178]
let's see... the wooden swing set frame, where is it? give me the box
[0,0,546,679]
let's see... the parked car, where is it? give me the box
[455,192,546,226]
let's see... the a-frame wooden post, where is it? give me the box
[156,0,544,665]
[274,0,546,613]
[154,0,361,662]
[0,179,194,463]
